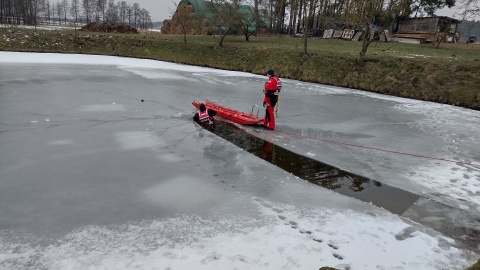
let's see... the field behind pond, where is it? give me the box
[1,26,479,110]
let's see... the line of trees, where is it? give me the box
[173,0,479,60]
[251,0,459,35]
[177,0,461,43]
[0,0,153,29]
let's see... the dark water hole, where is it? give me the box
[212,121,419,215]
[208,121,480,250]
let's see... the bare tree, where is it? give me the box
[0,0,153,28]
[82,0,93,23]
[70,0,80,34]
[132,2,139,27]
[97,0,107,22]
[139,8,152,29]
[296,0,304,33]
[234,2,256,41]
[411,0,455,17]
[172,2,199,43]
[287,0,297,34]
[25,0,38,25]
[254,0,261,33]
[209,0,239,47]
[457,0,480,19]
[269,0,287,33]
[451,0,479,44]
[127,4,132,25]
[40,0,51,25]
[118,1,128,23]
[61,0,69,25]
[51,2,58,24]
[302,0,309,54]
[55,2,62,25]
[105,0,118,23]
[357,0,408,62]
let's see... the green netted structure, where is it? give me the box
[179,0,214,20]
[161,0,259,35]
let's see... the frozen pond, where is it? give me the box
[0,52,479,269]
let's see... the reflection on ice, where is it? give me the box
[115,131,165,150]
[48,140,73,145]
[121,67,196,81]
[79,104,125,112]
[157,153,184,162]
[142,175,218,209]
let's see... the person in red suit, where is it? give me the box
[193,103,217,130]
[262,69,282,130]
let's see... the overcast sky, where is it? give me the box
[137,0,179,22]
[140,0,469,23]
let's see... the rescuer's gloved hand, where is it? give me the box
[263,102,267,108]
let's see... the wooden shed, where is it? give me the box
[392,16,460,44]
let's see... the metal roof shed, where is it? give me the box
[393,16,460,43]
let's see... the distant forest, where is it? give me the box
[0,0,153,29]
[457,20,480,42]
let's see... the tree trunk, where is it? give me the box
[243,29,250,41]
[358,23,370,63]
[435,32,447,49]
[287,0,296,35]
[296,0,303,33]
[254,0,260,34]
[276,0,286,33]
[219,30,229,47]
[302,0,308,55]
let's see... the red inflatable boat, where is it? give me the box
[192,100,264,125]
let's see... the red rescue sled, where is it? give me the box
[193,100,264,125]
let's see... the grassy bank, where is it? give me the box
[1,26,480,111]
[468,258,480,270]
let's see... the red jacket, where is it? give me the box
[264,75,281,105]
[193,109,216,125]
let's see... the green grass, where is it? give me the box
[1,26,480,110]
[468,259,480,270]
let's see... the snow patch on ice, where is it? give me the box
[0,201,474,270]
[120,67,195,81]
[414,163,480,212]
[123,68,183,80]
[0,52,261,78]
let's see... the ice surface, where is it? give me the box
[79,104,125,112]
[0,202,475,270]
[0,52,478,269]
